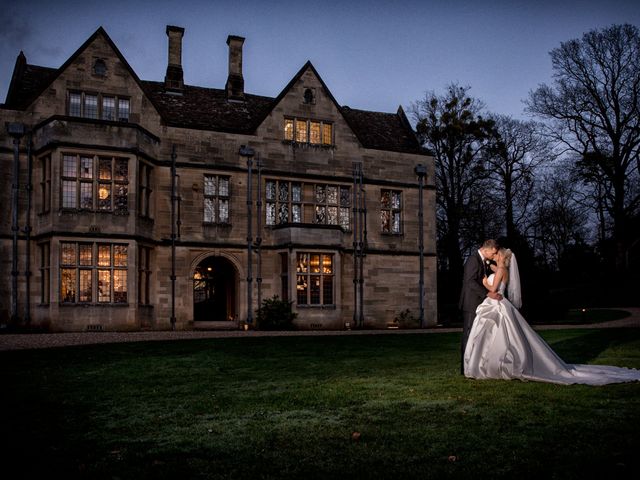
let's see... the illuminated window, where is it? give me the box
[296,253,333,305]
[295,119,308,143]
[314,184,350,230]
[203,175,231,224]
[60,154,128,214]
[284,119,294,141]
[381,189,402,234]
[322,123,333,145]
[309,121,321,144]
[284,117,333,146]
[59,242,128,304]
[67,91,130,121]
[265,180,302,225]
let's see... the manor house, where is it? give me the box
[0,26,436,332]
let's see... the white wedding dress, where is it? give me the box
[464,274,640,385]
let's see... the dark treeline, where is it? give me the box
[410,24,640,324]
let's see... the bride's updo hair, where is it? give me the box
[500,248,513,267]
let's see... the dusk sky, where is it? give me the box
[1,0,639,122]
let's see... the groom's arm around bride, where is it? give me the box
[458,240,501,374]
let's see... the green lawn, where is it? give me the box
[1,329,639,479]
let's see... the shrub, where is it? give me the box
[394,308,418,328]
[256,295,298,330]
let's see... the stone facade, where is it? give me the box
[0,26,436,332]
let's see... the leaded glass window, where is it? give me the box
[381,189,402,234]
[60,154,128,213]
[314,184,350,230]
[284,119,294,141]
[59,242,128,304]
[265,180,302,225]
[84,94,98,119]
[203,175,231,224]
[102,96,115,120]
[68,92,82,116]
[296,253,334,305]
[66,90,130,121]
[284,117,333,146]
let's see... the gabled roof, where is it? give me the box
[2,28,426,155]
[3,27,157,115]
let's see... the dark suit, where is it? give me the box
[459,251,488,374]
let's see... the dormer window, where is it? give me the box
[93,59,107,76]
[284,117,333,146]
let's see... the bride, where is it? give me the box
[463,248,640,385]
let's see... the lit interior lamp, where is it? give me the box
[98,186,109,200]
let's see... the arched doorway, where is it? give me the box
[193,256,237,322]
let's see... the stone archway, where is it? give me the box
[193,256,238,322]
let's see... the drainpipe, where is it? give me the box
[24,132,33,325]
[415,164,427,328]
[240,145,255,325]
[256,155,263,311]
[7,122,25,327]
[351,162,359,328]
[357,163,364,328]
[170,145,177,330]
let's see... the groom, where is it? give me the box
[459,239,502,374]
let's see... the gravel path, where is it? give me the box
[1,307,639,352]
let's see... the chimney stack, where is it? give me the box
[165,25,185,92]
[226,35,245,101]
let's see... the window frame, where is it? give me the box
[295,252,334,306]
[59,241,128,305]
[265,179,303,226]
[380,189,403,235]
[67,90,130,122]
[60,153,129,214]
[313,183,351,230]
[283,117,334,146]
[203,174,231,225]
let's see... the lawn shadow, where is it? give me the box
[546,328,638,364]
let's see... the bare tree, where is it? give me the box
[527,24,640,271]
[485,115,554,241]
[530,166,591,270]
[411,84,496,279]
